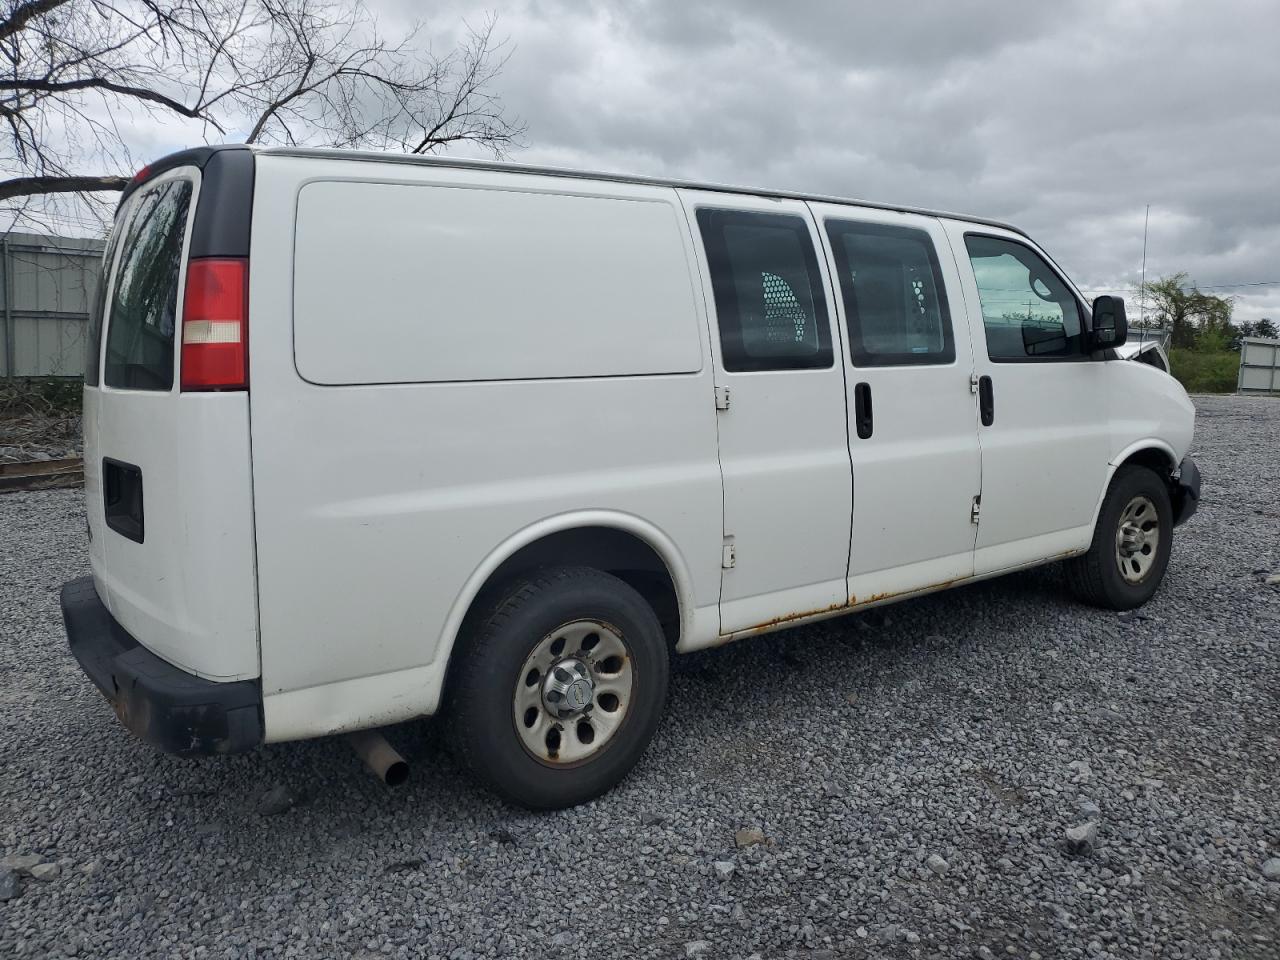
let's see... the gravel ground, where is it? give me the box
[2,394,1278,959]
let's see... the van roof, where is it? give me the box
[252,145,1029,238]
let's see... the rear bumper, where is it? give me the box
[1172,457,1201,527]
[60,576,263,755]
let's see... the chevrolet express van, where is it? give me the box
[61,145,1201,809]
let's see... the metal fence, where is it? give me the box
[0,232,105,379]
[1238,337,1280,396]
[1129,324,1171,352]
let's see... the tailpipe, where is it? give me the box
[348,730,410,787]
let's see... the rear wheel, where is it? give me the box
[1065,465,1173,610]
[447,566,669,809]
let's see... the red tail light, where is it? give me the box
[181,258,248,391]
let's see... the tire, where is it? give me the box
[446,565,669,810]
[1065,465,1173,610]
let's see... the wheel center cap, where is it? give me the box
[542,658,594,719]
[566,678,591,710]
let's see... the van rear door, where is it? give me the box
[86,151,260,682]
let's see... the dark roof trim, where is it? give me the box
[117,144,250,208]
[251,145,1030,238]
[115,144,254,260]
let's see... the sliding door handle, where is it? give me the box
[978,375,994,426]
[854,381,873,439]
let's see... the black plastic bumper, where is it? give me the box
[60,577,263,756]
[1172,457,1201,527]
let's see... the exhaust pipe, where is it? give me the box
[348,730,409,787]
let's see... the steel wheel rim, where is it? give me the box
[512,619,634,766]
[1115,494,1160,584]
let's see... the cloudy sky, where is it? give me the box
[391,0,1279,325]
[89,0,1280,325]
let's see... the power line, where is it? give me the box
[1077,280,1280,294]
[978,279,1280,297]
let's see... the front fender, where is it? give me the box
[1083,440,1177,533]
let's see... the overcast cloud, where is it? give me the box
[89,0,1280,324]
[388,0,1278,324]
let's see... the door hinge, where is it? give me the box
[969,373,980,394]
[970,495,981,524]
[722,541,736,569]
[714,385,731,411]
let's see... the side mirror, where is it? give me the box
[1090,295,1128,350]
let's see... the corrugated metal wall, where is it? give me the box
[1238,337,1280,395]
[1,232,105,378]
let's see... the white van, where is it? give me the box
[61,145,1200,809]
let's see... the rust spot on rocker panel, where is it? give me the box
[852,576,968,609]
[745,601,850,634]
[726,549,1083,640]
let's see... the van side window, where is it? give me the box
[696,209,833,372]
[964,235,1084,361]
[825,220,955,366]
[103,178,192,390]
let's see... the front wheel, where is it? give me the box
[1065,465,1173,610]
[446,566,669,809]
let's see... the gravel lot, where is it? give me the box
[2,394,1278,959]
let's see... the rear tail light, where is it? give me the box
[181,258,247,391]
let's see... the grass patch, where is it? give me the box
[1169,349,1238,394]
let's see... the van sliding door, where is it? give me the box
[680,190,854,635]
[809,203,982,604]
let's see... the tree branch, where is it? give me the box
[0,75,224,130]
[0,173,128,202]
[0,0,69,43]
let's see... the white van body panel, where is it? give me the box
[1077,362,1196,532]
[808,202,983,605]
[83,364,106,583]
[294,180,703,384]
[677,189,854,634]
[94,394,259,681]
[260,505,724,741]
[1105,361,1196,467]
[248,155,723,736]
[88,166,260,682]
[940,220,1113,575]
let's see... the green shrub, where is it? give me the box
[1168,349,1238,394]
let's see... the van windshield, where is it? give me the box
[103,178,192,390]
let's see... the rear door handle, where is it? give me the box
[103,457,145,543]
[978,375,994,427]
[854,381,873,439]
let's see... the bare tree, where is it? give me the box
[0,0,522,227]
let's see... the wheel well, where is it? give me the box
[465,526,681,651]
[1118,446,1176,479]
